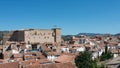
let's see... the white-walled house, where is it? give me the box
[113,54,118,58]
[12,49,19,54]
[111,49,120,58]
[107,45,116,50]
[26,44,31,49]
[92,50,103,60]
[117,43,120,49]
[76,47,85,52]
[61,47,69,53]
[47,55,57,61]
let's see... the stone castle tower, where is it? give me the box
[52,28,61,43]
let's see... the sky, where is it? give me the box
[0,0,120,35]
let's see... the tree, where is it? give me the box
[100,51,113,61]
[75,51,98,68]
[105,45,108,54]
[100,45,113,61]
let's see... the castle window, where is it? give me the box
[44,33,45,35]
[48,33,51,35]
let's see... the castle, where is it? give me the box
[2,28,61,44]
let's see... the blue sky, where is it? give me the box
[0,0,120,35]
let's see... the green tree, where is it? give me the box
[75,51,98,68]
[100,51,113,61]
[97,64,105,68]
[100,45,113,61]
[105,45,108,54]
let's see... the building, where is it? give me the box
[0,60,19,68]
[2,28,61,44]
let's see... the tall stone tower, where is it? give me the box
[52,28,61,43]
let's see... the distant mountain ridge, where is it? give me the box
[62,33,120,37]
[114,33,120,36]
[77,33,106,36]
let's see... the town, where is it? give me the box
[0,28,120,68]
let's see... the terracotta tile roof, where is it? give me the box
[0,61,19,68]
[72,44,84,47]
[14,58,23,62]
[41,45,51,51]
[39,59,52,64]
[24,55,36,60]
[99,43,106,47]
[73,38,79,41]
[0,59,4,63]
[13,54,22,58]
[24,51,46,60]
[21,60,40,67]
[0,45,3,49]
[111,49,120,53]
[89,48,99,52]
[108,42,118,46]
[22,62,76,68]
[55,55,74,63]
[85,44,93,48]
[55,62,76,68]
[36,52,42,56]
[47,52,60,56]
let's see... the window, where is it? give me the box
[32,44,37,51]
[48,33,51,35]
[44,33,45,35]
[35,32,37,35]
